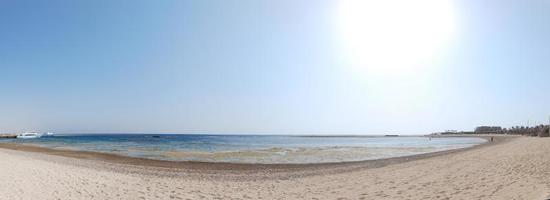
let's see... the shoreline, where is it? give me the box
[2,135,548,199]
[0,135,503,174]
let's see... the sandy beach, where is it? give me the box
[0,136,549,200]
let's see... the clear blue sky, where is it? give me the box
[1,0,549,134]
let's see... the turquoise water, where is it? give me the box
[0,134,485,164]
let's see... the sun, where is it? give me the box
[336,0,456,75]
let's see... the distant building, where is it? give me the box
[435,130,460,135]
[445,130,458,133]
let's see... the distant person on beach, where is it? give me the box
[490,137,494,142]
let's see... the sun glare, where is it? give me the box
[337,0,456,75]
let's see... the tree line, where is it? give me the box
[474,125,550,137]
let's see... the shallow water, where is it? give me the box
[0,134,485,164]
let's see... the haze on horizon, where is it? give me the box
[1,0,549,135]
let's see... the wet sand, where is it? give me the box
[1,136,549,199]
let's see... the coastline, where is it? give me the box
[2,135,549,199]
[0,135,498,177]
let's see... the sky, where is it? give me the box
[1,0,549,134]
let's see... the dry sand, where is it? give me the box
[0,136,549,200]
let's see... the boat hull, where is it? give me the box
[17,135,41,139]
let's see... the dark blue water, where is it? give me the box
[0,134,485,164]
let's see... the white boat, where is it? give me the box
[17,132,42,139]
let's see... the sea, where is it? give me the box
[0,134,486,164]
